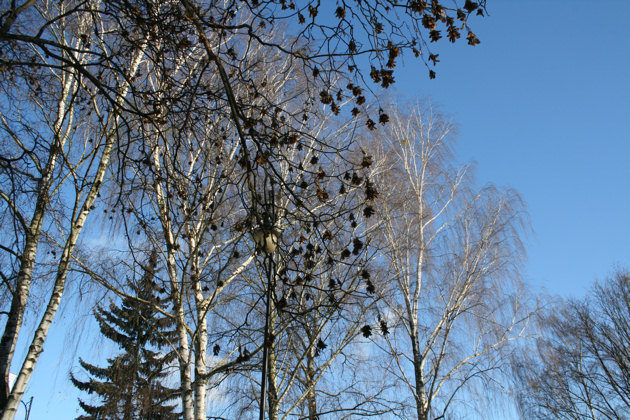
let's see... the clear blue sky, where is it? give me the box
[396,0,630,298]
[21,1,630,418]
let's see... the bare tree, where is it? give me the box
[369,103,531,420]
[75,23,371,419]
[89,39,255,419]
[222,124,386,419]
[0,0,491,417]
[0,1,150,417]
[512,270,630,420]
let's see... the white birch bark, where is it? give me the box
[0,36,147,420]
[373,103,529,419]
[0,53,78,406]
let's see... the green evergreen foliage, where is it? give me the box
[71,251,179,420]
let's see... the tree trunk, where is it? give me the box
[0,68,76,410]
[0,35,146,419]
[176,300,195,420]
[2,229,82,418]
[0,234,38,410]
[169,254,193,420]
[194,304,208,419]
[1,111,121,419]
[411,334,429,420]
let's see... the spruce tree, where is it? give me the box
[71,251,179,420]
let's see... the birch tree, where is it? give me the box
[70,7,381,417]
[0,1,150,417]
[105,57,251,420]
[80,17,319,418]
[371,103,531,420]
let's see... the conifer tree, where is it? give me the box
[71,251,179,420]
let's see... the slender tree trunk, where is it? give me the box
[0,234,39,409]
[177,310,194,420]
[160,220,195,420]
[0,37,147,418]
[194,304,208,420]
[3,205,92,418]
[0,69,75,410]
[188,243,208,420]
[411,332,429,420]
[158,225,195,418]
[169,254,194,420]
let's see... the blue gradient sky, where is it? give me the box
[22,1,630,418]
[396,0,630,298]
